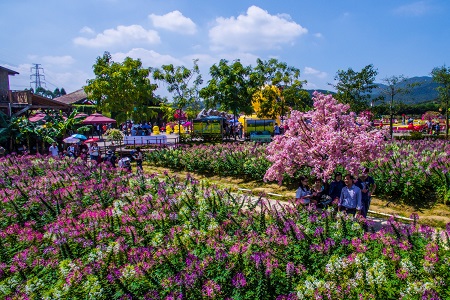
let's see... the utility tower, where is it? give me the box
[30,64,46,91]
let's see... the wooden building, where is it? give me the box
[0,65,70,117]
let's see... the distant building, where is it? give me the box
[0,66,19,102]
[53,89,91,105]
[0,65,70,116]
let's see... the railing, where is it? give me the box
[123,135,179,147]
[8,90,32,104]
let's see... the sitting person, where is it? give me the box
[311,178,328,204]
[328,172,345,202]
[295,176,312,205]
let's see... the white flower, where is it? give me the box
[121,265,136,280]
[351,222,361,231]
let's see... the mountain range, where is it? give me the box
[307,76,440,104]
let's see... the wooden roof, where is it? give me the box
[53,89,87,105]
[31,93,70,109]
[0,66,19,75]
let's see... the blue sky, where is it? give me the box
[1,0,449,96]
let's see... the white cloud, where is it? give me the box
[393,1,431,16]
[149,10,197,34]
[48,70,90,92]
[304,67,327,79]
[209,5,307,51]
[41,55,75,67]
[80,26,95,35]
[73,25,160,48]
[314,33,323,38]
[111,48,183,68]
[25,55,75,67]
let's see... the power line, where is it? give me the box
[30,64,46,90]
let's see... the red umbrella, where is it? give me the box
[29,113,46,122]
[84,137,100,144]
[75,113,88,119]
[82,113,116,125]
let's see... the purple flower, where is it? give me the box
[286,262,296,277]
[314,227,324,237]
[232,273,247,288]
[202,279,221,298]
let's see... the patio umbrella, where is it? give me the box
[63,137,80,144]
[84,137,100,144]
[71,134,87,140]
[29,113,46,122]
[82,113,116,125]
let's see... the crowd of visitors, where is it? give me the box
[295,168,376,218]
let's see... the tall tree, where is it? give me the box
[200,59,256,119]
[84,52,158,124]
[252,85,282,119]
[431,65,450,139]
[332,64,378,112]
[264,92,387,183]
[378,75,416,138]
[151,59,203,124]
[253,58,311,120]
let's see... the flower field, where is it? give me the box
[146,143,273,182]
[1,156,449,299]
[369,139,450,205]
[146,139,450,206]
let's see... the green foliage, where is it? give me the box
[431,65,450,138]
[104,128,124,143]
[200,59,256,116]
[33,86,66,99]
[151,59,203,117]
[254,58,311,112]
[368,139,450,206]
[332,64,378,113]
[85,51,159,124]
[379,75,418,137]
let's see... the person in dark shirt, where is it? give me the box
[355,167,376,218]
[328,172,345,202]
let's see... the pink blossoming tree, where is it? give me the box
[264,92,388,183]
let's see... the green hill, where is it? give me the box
[307,76,440,104]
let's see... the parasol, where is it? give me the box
[84,137,100,144]
[63,137,80,144]
[71,134,87,140]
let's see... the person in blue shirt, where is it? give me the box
[295,176,312,205]
[338,174,362,216]
[328,172,345,202]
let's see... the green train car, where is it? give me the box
[244,118,275,142]
[192,116,225,140]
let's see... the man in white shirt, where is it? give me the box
[49,142,59,157]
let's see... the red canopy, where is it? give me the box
[74,113,88,119]
[29,113,46,122]
[82,113,116,125]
